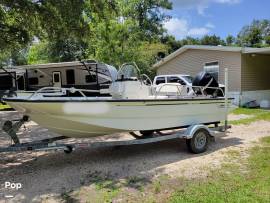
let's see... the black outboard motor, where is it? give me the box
[192,71,220,96]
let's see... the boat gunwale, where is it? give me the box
[3,97,233,103]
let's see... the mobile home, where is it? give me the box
[152,45,270,106]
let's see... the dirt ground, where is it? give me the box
[0,111,270,203]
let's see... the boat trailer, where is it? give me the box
[0,116,228,154]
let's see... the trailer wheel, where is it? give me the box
[64,145,73,154]
[186,129,209,154]
[22,115,30,122]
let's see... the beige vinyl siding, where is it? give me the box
[156,49,242,91]
[241,54,270,91]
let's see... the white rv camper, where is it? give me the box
[0,60,117,99]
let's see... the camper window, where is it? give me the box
[28,77,39,85]
[0,75,13,90]
[54,74,60,83]
[85,75,96,83]
[17,76,25,90]
[66,69,75,84]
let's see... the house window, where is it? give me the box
[155,77,165,85]
[66,69,75,84]
[85,75,96,83]
[204,61,219,81]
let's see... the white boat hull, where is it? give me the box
[6,98,231,138]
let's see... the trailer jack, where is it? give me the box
[2,115,30,144]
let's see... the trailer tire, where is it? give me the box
[186,129,209,154]
[22,115,29,122]
[64,146,73,154]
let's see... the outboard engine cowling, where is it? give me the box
[192,71,219,96]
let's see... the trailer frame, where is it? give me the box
[0,117,228,154]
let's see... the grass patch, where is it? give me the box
[225,149,241,158]
[232,107,265,115]
[0,103,11,110]
[153,180,162,194]
[169,136,270,203]
[125,176,150,191]
[230,108,270,125]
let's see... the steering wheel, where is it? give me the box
[141,74,153,86]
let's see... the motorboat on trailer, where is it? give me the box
[3,63,234,138]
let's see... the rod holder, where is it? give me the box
[224,68,228,130]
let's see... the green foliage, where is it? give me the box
[200,35,226,46]
[136,42,168,77]
[160,35,182,53]
[0,0,90,64]
[169,136,270,203]
[179,36,201,46]
[47,38,88,62]
[0,49,28,66]
[265,35,270,45]
[27,42,49,64]
[7,0,172,70]
[237,19,270,47]
[84,0,172,72]
[225,34,236,46]
[0,0,88,50]
[1,0,269,75]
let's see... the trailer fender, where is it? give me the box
[185,124,212,139]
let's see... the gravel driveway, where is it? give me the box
[0,111,270,202]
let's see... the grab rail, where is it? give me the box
[27,87,101,99]
[154,83,224,98]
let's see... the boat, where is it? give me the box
[3,63,234,138]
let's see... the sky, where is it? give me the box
[164,0,270,40]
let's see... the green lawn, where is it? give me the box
[0,103,10,110]
[230,107,270,125]
[170,136,270,203]
[231,107,265,115]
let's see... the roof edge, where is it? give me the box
[10,60,99,69]
[152,45,243,70]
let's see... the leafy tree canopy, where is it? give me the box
[1,1,269,74]
[237,19,270,47]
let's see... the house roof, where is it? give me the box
[11,60,99,69]
[152,45,270,70]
